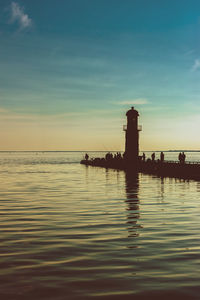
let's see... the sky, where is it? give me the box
[1,0,200,150]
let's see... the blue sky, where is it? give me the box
[1,0,200,150]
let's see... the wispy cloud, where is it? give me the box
[10,2,32,30]
[184,49,195,57]
[191,59,200,72]
[116,98,148,105]
[0,107,119,123]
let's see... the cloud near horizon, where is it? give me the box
[10,2,32,30]
[116,98,148,105]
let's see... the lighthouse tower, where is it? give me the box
[124,107,141,163]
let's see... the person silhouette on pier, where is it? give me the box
[142,153,146,161]
[178,152,182,163]
[105,152,113,161]
[178,152,186,164]
[85,153,89,161]
[160,152,164,163]
[117,152,122,160]
[182,152,186,164]
[151,152,155,161]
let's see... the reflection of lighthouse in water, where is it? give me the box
[124,107,141,164]
[125,171,141,239]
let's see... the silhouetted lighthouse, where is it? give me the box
[124,107,141,163]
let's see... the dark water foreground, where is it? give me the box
[0,152,200,299]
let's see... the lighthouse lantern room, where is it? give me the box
[123,107,141,163]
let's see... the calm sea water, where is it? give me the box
[0,151,200,300]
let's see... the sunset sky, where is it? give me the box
[1,0,200,150]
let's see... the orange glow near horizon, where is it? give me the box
[0,109,200,151]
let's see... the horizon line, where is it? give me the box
[0,150,200,152]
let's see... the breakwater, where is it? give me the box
[81,158,200,180]
[81,107,200,181]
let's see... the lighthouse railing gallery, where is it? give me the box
[123,125,142,131]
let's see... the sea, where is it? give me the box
[0,151,200,300]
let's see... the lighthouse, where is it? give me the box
[124,107,141,164]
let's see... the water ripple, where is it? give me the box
[0,152,200,299]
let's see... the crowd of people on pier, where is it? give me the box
[84,151,187,164]
[142,151,186,163]
[105,152,122,161]
[142,152,164,162]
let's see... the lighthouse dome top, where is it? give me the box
[126,107,139,118]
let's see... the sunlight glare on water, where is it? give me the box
[0,151,200,299]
